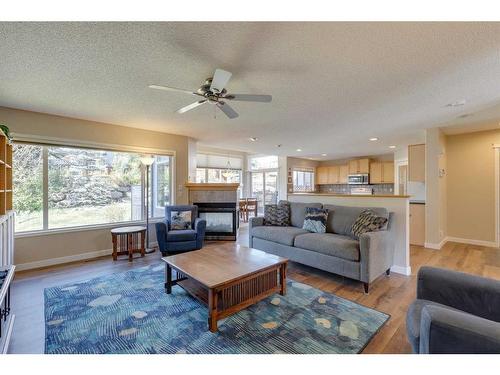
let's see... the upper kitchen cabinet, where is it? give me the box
[370,161,394,184]
[327,166,340,184]
[339,165,349,184]
[348,158,370,174]
[408,144,425,182]
[316,166,329,184]
[316,165,349,184]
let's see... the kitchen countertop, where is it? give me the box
[410,200,426,204]
[288,192,410,198]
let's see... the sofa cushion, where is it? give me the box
[289,202,322,228]
[351,209,388,239]
[167,229,197,242]
[264,201,290,226]
[294,232,360,261]
[302,207,329,233]
[406,299,463,353]
[324,204,389,237]
[170,210,192,230]
[251,226,309,246]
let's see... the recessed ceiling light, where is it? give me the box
[249,137,258,142]
[446,99,466,107]
[369,137,379,141]
[389,145,396,149]
[321,153,327,156]
[296,148,302,152]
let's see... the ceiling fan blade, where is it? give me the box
[149,84,202,96]
[224,94,272,103]
[216,102,239,119]
[210,69,232,93]
[176,100,207,114]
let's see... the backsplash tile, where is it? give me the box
[318,184,394,195]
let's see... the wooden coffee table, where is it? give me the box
[162,246,288,332]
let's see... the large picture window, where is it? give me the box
[13,143,173,233]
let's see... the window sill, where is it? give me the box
[15,218,164,239]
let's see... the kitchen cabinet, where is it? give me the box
[410,203,425,246]
[408,144,425,182]
[316,167,329,184]
[327,166,340,184]
[369,161,394,184]
[349,158,370,174]
[339,165,349,184]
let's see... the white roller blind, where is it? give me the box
[197,153,243,169]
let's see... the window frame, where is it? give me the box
[13,137,176,237]
[195,167,242,184]
[292,167,315,193]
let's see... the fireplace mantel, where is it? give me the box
[185,183,240,191]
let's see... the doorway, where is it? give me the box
[250,170,278,214]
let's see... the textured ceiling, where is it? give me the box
[1,22,500,159]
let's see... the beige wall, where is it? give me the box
[0,106,190,267]
[446,128,500,243]
[425,128,447,246]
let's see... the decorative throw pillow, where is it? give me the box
[351,209,388,239]
[170,210,192,230]
[302,207,329,233]
[264,201,291,226]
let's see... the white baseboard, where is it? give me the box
[424,237,447,250]
[425,236,498,250]
[445,236,498,248]
[16,242,159,271]
[390,265,411,276]
[15,248,114,271]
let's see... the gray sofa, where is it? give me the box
[407,266,500,353]
[249,202,395,293]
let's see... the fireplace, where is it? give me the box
[195,202,238,241]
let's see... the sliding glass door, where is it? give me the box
[251,170,278,214]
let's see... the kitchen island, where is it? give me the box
[288,193,411,276]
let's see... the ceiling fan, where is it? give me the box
[149,69,272,119]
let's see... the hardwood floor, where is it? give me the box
[9,224,500,354]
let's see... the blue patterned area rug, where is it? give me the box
[44,263,389,354]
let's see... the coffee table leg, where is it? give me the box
[208,288,218,332]
[165,264,172,294]
[279,263,287,296]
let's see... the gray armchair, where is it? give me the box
[155,205,206,256]
[406,266,500,353]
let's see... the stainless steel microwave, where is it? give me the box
[348,174,369,185]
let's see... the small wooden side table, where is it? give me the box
[111,226,147,262]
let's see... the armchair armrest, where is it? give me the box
[194,218,206,234]
[155,222,168,253]
[359,230,394,283]
[417,266,500,321]
[419,304,500,354]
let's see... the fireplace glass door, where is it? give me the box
[199,212,234,233]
